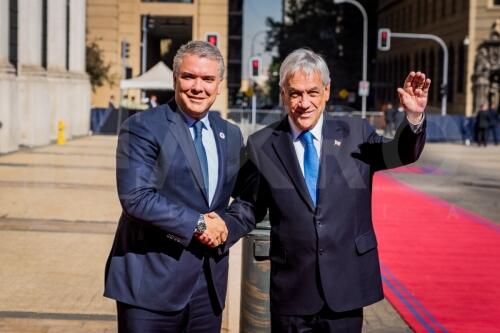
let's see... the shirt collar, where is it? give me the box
[178,106,210,129]
[288,112,324,142]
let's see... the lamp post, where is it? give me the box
[334,0,368,118]
[249,30,267,131]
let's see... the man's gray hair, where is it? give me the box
[279,48,330,88]
[173,40,225,78]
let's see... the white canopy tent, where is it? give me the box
[120,61,174,90]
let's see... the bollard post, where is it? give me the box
[240,221,271,333]
[57,120,66,145]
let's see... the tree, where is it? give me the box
[86,40,114,92]
[265,0,375,108]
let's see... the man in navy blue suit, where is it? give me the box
[220,49,430,332]
[104,41,244,332]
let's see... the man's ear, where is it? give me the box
[324,84,331,102]
[217,78,224,95]
[173,74,177,89]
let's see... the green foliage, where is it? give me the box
[86,40,114,92]
[264,0,368,106]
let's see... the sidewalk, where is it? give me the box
[5,137,494,332]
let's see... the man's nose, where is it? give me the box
[191,78,203,92]
[298,95,311,109]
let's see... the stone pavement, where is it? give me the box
[4,135,496,332]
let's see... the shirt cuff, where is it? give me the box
[406,113,425,134]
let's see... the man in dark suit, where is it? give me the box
[222,49,430,332]
[104,41,243,332]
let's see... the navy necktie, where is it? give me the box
[193,121,209,194]
[300,131,319,206]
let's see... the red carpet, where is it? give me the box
[373,173,500,333]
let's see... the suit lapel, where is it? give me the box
[270,118,315,211]
[164,100,209,204]
[208,112,227,209]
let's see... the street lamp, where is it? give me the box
[249,30,267,132]
[334,0,368,118]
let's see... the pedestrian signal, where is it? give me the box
[377,28,391,51]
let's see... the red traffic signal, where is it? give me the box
[205,33,219,47]
[377,28,391,51]
[249,56,261,79]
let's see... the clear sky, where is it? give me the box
[242,0,282,79]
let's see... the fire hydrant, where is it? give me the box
[57,120,66,145]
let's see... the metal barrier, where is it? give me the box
[227,109,385,139]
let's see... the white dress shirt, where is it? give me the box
[288,114,324,177]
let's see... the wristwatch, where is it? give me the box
[195,214,206,234]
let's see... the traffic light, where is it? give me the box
[121,40,130,59]
[249,56,261,79]
[377,28,391,51]
[205,32,219,47]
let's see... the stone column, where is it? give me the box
[67,0,91,137]
[0,0,19,153]
[17,0,50,147]
[47,0,71,141]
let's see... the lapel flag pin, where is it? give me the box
[334,140,342,147]
[219,132,225,139]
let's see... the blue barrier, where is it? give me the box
[425,114,499,143]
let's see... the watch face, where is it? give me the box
[197,218,206,233]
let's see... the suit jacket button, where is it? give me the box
[319,248,324,255]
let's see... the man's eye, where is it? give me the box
[309,92,319,97]
[204,77,215,82]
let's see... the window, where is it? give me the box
[423,0,428,25]
[429,49,436,103]
[432,0,437,22]
[448,44,455,103]
[9,0,18,70]
[65,0,70,70]
[457,43,465,93]
[42,0,47,69]
[441,0,446,18]
[416,1,421,27]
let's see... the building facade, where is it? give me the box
[0,0,91,153]
[376,0,500,116]
[87,0,234,116]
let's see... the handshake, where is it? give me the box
[195,212,228,248]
